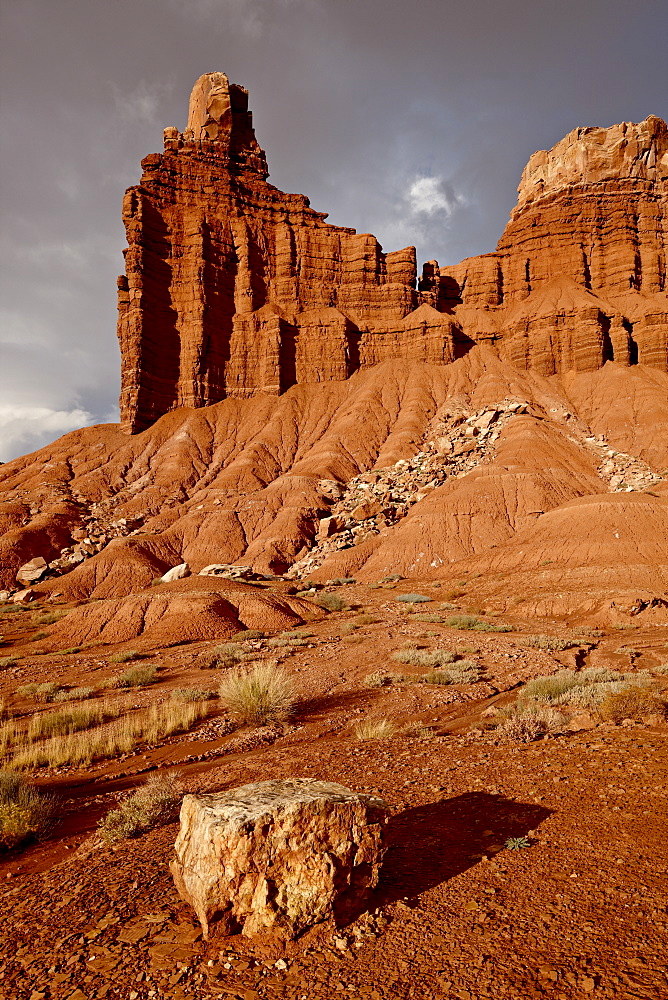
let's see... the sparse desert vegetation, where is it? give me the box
[218,661,295,724]
[0,770,57,849]
[99,771,182,842]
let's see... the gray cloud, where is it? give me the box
[1,0,666,461]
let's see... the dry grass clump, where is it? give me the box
[392,647,455,668]
[51,686,96,703]
[16,682,62,703]
[11,701,207,770]
[355,614,379,625]
[327,578,356,586]
[421,670,453,685]
[516,634,578,651]
[0,770,57,849]
[108,650,142,664]
[444,615,511,632]
[266,636,309,648]
[308,592,348,612]
[170,688,214,702]
[210,643,248,669]
[99,772,182,842]
[497,705,567,742]
[401,721,433,739]
[598,685,668,724]
[653,662,668,675]
[396,593,432,604]
[218,660,295,725]
[364,670,403,689]
[0,657,17,669]
[112,664,157,688]
[411,613,445,623]
[233,629,265,641]
[519,667,653,710]
[354,718,397,740]
[28,701,120,740]
[32,611,67,626]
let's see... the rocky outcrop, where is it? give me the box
[117,76,667,432]
[170,779,388,938]
[439,118,668,374]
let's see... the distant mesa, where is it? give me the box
[117,72,668,433]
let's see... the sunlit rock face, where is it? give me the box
[117,74,667,432]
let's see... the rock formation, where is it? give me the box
[170,779,388,938]
[117,74,667,432]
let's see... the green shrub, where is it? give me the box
[266,636,309,648]
[309,592,348,612]
[233,629,265,641]
[327,578,356,586]
[16,682,62,703]
[396,594,432,604]
[381,575,403,583]
[0,771,57,848]
[99,772,181,842]
[113,664,157,688]
[108,650,141,664]
[218,660,295,724]
[505,836,530,850]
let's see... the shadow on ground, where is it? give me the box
[374,791,552,907]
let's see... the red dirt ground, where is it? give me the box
[0,581,666,1000]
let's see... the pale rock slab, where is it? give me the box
[160,562,190,583]
[170,778,388,939]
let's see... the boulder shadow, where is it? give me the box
[373,791,553,908]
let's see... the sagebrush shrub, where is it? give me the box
[309,592,348,612]
[392,647,455,668]
[599,685,668,724]
[16,682,62,703]
[113,664,157,688]
[396,593,432,604]
[99,772,182,842]
[108,650,141,664]
[0,770,57,849]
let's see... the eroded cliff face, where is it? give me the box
[439,117,668,374]
[117,73,668,432]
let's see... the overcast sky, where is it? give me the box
[1,0,666,461]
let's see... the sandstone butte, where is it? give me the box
[0,71,667,624]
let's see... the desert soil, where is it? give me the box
[0,581,666,1000]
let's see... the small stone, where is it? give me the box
[582,977,596,992]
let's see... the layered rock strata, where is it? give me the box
[117,75,667,432]
[170,779,388,938]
